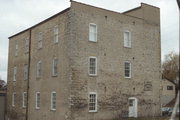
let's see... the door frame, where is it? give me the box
[128,97,138,118]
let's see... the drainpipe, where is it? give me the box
[26,29,31,120]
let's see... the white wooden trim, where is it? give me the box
[89,23,97,42]
[88,92,97,112]
[123,30,131,48]
[124,61,131,78]
[35,92,40,109]
[51,91,56,111]
[88,56,97,76]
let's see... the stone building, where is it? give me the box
[161,79,176,107]
[7,1,161,120]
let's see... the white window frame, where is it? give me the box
[53,25,59,43]
[52,57,58,76]
[13,67,17,81]
[37,61,42,78]
[123,31,131,48]
[124,61,131,78]
[89,23,97,42]
[88,92,97,112]
[89,56,97,76]
[35,92,40,109]
[22,92,27,108]
[38,32,43,49]
[12,92,16,107]
[24,64,28,80]
[51,91,56,111]
[15,42,18,56]
[25,37,29,53]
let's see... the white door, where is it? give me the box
[128,97,138,117]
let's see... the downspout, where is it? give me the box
[26,29,31,120]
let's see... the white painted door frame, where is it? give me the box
[128,97,138,118]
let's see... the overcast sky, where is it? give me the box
[0,0,179,82]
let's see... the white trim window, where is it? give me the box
[22,92,27,108]
[124,31,131,48]
[51,92,56,110]
[15,42,18,56]
[13,67,17,81]
[52,57,58,76]
[89,23,97,42]
[35,92,40,109]
[124,61,131,78]
[12,92,16,107]
[37,61,42,78]
[38,32,43,49]
[53,25,59,43]
[89,92,97,112]
[25,37,29,53]
[24,64,28,80]
[89,57,97,76]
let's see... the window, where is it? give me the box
[15,42,18,56]
[37,61,42,78]
[53,26,59,43]
[25,37,29,53]
[51,92,56,110]
[124,31,131,48]
[24,64,28,80]
[36,92,40,109]
[12,92,16,107]
[13,67,17,81]
[22,92,27,108]
[124,61,131,78]
[38,32,43,49]
[89,23,97,42]
[167,86,173,90]
[52,58,58,76]
[89,57,97,76]
[89,92,97,112]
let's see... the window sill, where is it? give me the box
[123,46,131,48]
[89,110,97,113]
[125,77,131,79]
[50,109,56,111]
[88,40,97,43]
[52,74,58,77]
[89,74,97,77]
[35,108,40,110]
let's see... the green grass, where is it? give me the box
[119,117,179,120]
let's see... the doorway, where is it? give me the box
[128,97,138,117]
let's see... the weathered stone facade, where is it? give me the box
[7,1,161,120]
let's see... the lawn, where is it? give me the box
[119,117,179,120]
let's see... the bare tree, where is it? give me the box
[162,52,179,95]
